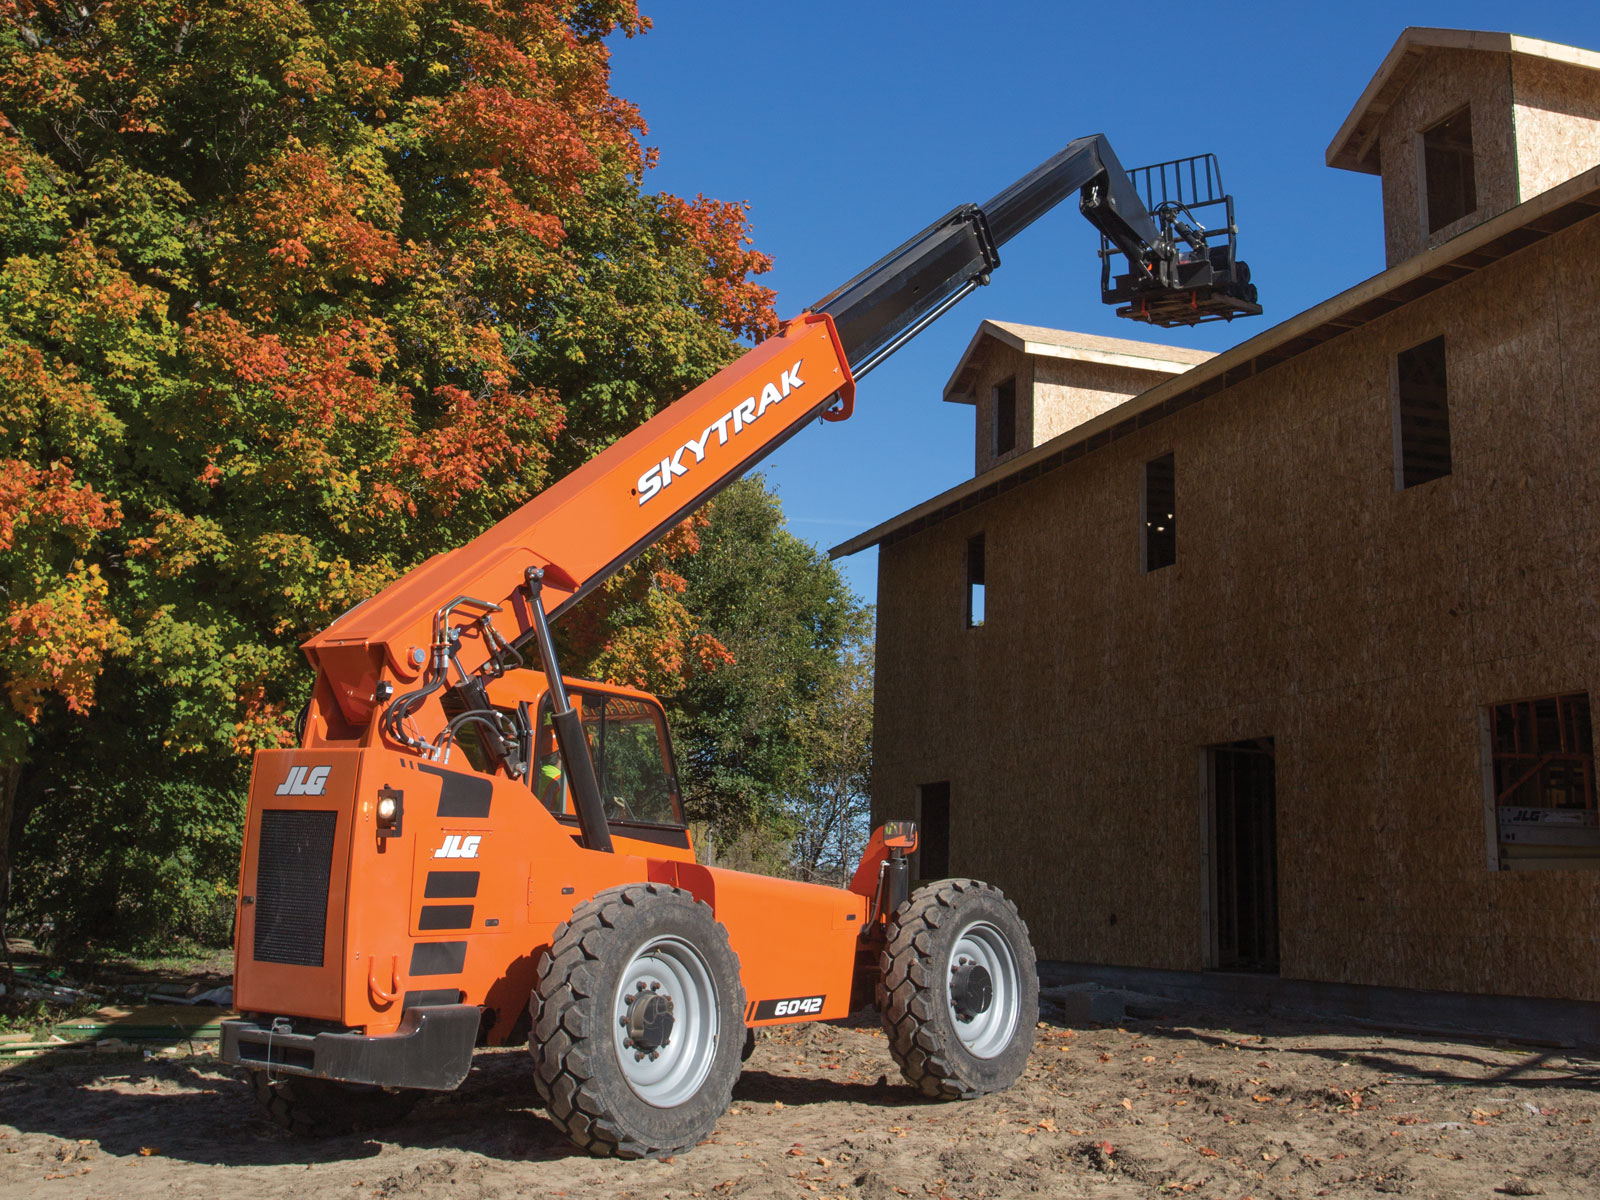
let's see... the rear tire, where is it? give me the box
[530,882,744,1159]
[247,1071,421,1136]
[877,878,1038,1099]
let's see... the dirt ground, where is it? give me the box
[2,997,1597,1200]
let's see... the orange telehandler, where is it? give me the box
[221,136,1260,1157]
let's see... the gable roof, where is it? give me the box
[1327,27,1600,174]
[831,160,1600,561]
[942,320,1213,403]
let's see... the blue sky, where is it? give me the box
[608,3,1600,605]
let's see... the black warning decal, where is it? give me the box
[751,995,826,1021]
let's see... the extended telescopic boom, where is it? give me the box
[301,134,1259,754]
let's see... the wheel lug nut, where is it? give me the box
[649,982,660,991]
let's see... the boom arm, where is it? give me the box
[814,135,1169,376]
[303,134,1255,752]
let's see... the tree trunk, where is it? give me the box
[0,759,18,979]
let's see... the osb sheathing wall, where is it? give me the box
[1377,48,1518,267]
[1032,359,1174,449]
[872,211,1600,1002]
[971,345,1032,476]
[968,343,1168,476]
[1512,56,1600,200]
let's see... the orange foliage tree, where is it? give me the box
[0,0,776,947]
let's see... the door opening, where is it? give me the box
[916,781,950,882]
[1207,738,1279,973]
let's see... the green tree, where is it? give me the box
[785,618,873,883]
[0,0,779,950]
[571,477,874,869]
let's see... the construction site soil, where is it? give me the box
[2,999,1596,1200]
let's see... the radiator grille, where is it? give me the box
[253,809,338,967]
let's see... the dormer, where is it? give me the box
[1328,28,1600,267]
[943,321,1212,477]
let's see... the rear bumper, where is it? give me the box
[221,1004,480,1091]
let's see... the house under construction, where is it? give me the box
[833,27,1600,1005]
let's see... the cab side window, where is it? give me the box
[533,694,682,826]
[586,697,678,825]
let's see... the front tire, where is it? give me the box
[247,1071,421,1136]
[530,882,744,1159]
[877,879,1038,1099]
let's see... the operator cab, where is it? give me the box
[449,675,691,852]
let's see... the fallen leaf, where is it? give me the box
[1038,1118,1057,1132]
[137,1148,159,1157]
[1199,1147,1220,1158]
[1253,1094,1271,1103]
[1119,1098,1133,1110]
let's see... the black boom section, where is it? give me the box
[813,135,1163,374]
[812,204,1000,377]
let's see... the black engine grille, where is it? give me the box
[253,809,338,967]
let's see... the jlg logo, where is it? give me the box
[433,834,482,859]
[771,996,823,1017]
[276,765,331,796]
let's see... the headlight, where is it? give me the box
[375,787,403,836]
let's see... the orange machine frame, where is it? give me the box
[232,312,892,1050]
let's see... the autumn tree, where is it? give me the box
[0,0,781,948]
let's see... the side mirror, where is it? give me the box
[883,820,919,853]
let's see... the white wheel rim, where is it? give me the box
[612,935,720,1107]
[948,919,1021,1060]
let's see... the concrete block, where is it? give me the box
[1040,984,1125,1025]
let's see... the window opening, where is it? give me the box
[917,781,950,880]
[966,534,985,627]
[1490,693,1599,868]
[1422,107,1477,234]
[1143,453,1175,571]
[1394,336,1452,488]
[994,376,1017,457]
